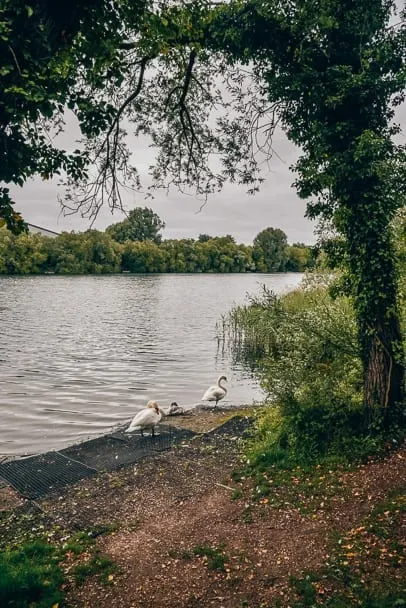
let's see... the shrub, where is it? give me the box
[225,273,402,465]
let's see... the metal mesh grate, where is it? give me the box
[0,451,97,499]
[61,424,196,472]
[0,424,195,499]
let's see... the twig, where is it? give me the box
[8,45,23,76]
[214,482,236,492]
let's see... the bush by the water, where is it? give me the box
[226,273,403,466]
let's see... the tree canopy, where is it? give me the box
[1,0,405,413]
[253,227,288,272]
[106,207,165,243]
[0,223,314,274]
[0,0,145,229]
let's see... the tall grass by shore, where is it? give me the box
[221,272,404,466]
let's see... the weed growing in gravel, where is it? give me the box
[193,544,229,571]
[71,551,117,585]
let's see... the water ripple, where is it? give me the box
[0,273,302,456]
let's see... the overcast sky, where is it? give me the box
[8,32,406,246]
[10,124,317,245]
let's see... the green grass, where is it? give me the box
[71,551,117,585]
[0,524,120,607]
[193,544,229,571]
[233,454,351,514]
[290,493,406,607]
[0,540,64,608]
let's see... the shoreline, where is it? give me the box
[0,405,259,502]
[1,403,261,463]
[0,411,403,608]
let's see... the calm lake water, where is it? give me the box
[0,273,303,457]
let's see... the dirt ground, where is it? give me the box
[1,410,405,607]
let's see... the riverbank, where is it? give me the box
[1,408,405,607]
[1,272,301,457]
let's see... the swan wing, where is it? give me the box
[202,386,227,401]
[202,385,217,400]
[125,408,160,432]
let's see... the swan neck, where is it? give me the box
[218,377,227,391]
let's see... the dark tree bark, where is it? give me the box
[363,319,404,413]
[346,202,405,417]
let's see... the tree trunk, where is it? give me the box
[363,317,404,419]
[345,201,404,421]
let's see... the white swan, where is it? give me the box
[168,401,184,415]
[125,400,162,436]
[201,376,227,406]
[158,402,184,416]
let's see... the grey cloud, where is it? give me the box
[8,73,405,247]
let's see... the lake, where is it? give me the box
[0,273,303,457]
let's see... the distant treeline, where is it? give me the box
[0,228,315,275]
